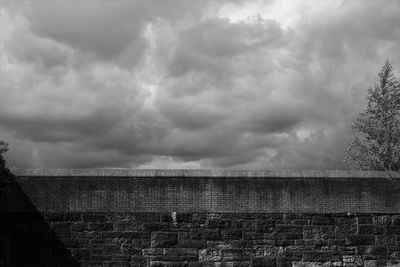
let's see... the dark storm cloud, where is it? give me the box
[243,111,302,134]
[0,106,123,142]
[27,1,148,63]
[2,0,400,169]
[159,102,227,130]
[167,18,288,76]
[25,0,213,65]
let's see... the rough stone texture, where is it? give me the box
[2,169,400,266]
[3,212,400,266]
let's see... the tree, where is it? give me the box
[345,60,400,171]
[1,140,15,212]
[0,140,9,169]
[0,140,12,185]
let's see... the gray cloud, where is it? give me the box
[28,1,148,63]
[166,18,289,77]
[2,0,400,169]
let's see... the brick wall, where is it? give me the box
[1,169,400,267]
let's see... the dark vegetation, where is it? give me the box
[346,60,400,171]
[0,141,78,267]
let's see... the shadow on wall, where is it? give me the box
[0,172,78,267]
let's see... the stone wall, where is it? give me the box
[1,169,400,267]
[6,211,400,267]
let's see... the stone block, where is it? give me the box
[150,262,189,267]
[293,220,309,225]
[151,232,178,248]
[222,229,243,240]
[122,231,150,239]
[219,239,250,248]
[178,238,207,249]
[222,248,246,261]
[160,213,173,223]
[191,228,220,240]
[132,212,159,222]
[358,245,387,258]
[101,231,123,238]
[243,248,264,258]
[303,251,332,262]
[71,248,90,261]
[321,226,334,234]
[386,260,400,267]
[131,238,151,248]
[388,226,400,235]
[363,260,377,267]
[335,218,357,235]
[358,225,375,235]
[142,223,169,232]
[112,254,131,261]
[354,256,364,266]
[312,216,334,225]
[292,262,307,267]
[243,220,257,231]
[375,235,395,246]
[85,231,101,238]
[373,216,390,226]
[392,216,400,225]
[357,216,373,224]
[121,244,142,255]
[284,233,303,240]
[284,246,302,259]
[207,219,231,229]
[82,214,107,222]
[343,255,355,263]
[256,221,275,233]
[143,248,164,256]
[163,248,198,261]
[328,239,346,246]
[87,222,113,231]
[332,246,357,255]
[199,248,222,261]
[192,213,207,224]
[304,226,321,239]
[274,240,295,246]
[129,256,146,266]
[276,225,303,233]
[345,235,374,245]
[369,247,387,257]
[178,232,191,239]
[276,256,294,267]
[114,221,136,231]
[252,257,276,267]
[106,262,131,267]
[71,222,86,232]
[243,232,264,240]
[189,263,215,267]
[176,213,193,223]
[102,243,121,254]
[63,213,82,221]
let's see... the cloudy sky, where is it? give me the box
[1,0,400,169]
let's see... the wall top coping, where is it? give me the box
[11,168,400,178]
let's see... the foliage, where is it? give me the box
[0,140,12,185]
[345,60,400,171]
[0,140,9,168]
